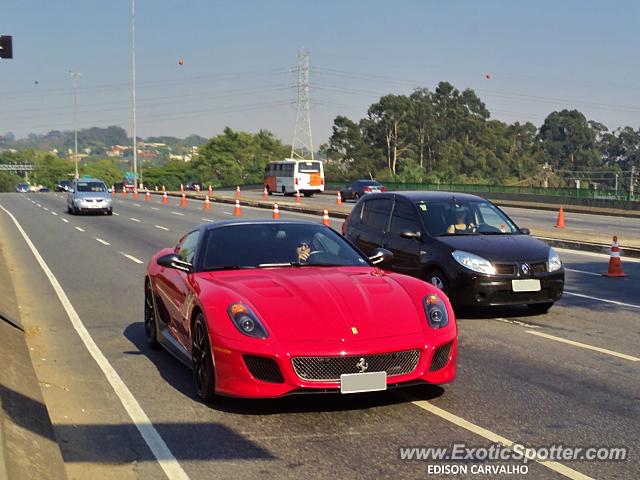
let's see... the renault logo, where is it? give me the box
[521,263,530,275]
[356,357,368,373]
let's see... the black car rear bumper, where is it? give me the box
[448,268,564,307]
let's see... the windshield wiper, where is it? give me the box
[203,265,256,271]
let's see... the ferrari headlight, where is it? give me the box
[423,294,449,329]
[227,303,269,339]
[547,247,562,272]
[452,250,496,275]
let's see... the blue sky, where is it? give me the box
[2,0,639,145]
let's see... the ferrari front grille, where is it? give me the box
[429,343,452,372]
[291,349,421,382]
[243,355,284,383]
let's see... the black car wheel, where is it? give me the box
[527,302,553,315]
[426,269,449,296]
[192,314,216,403]
[144,281,160,349]
[107,209,113,216]
[67,205,73,214]
[303,192,313,197]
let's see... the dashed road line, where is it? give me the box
[96,238,111,246]
[113,212,120,216]
[133,203,141,207]
[201,218,214,222]
[44,207,49,211]
[526,330,639,362]
[406,397,593,480]
[130,217,141,223]
[151,207,159,211]
[564,291,640,310]
[494,317,541,329]
[120,252,144,264]
[36,203,42,207]
[62,218,69,223]
[223,212,232,215]
[155,225,169,231]
[0,204,189,480]
[564,268,601,276]
[75,226,85,232]
[171,211,184,216]
[51,212,58,216]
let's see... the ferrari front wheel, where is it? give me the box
[144,281,160,349]
[192,314,216,403]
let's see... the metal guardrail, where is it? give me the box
[326,182,640,202]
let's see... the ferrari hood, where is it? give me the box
[201,268,423,342]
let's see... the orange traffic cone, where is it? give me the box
[555,206,566,228]
[233,200,242,216]
[322,209,331,226]
[336,191,342,205]
[162,192,169,204]
[203,195,212,210]
[145,189,151,202]
[603,236,627,277]
[272,203,280,219]
[180,193,187,208]
[133,189,139,199]
[295,190,301,203]
[263,186,268,199]
[235,186,241,198]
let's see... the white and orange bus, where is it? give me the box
[263,159,325,197]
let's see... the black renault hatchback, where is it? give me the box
[342,191,564,313]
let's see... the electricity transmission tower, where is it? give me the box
[290,49,314,161]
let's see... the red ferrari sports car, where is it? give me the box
[144,219,457,401]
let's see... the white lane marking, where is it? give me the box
[120,252,144,264]
[95,238,111,246]
[556,247,640,264]
[171,211,184,216]
[407,398,593,480]
[201,218,214,223]
[526,330,639,362]
[564,291,640,310]
[151,207,159,211]
[223,212,232,215]
[36,203,42,207]
[494,317,541,329]
[133,203,141,207]
[130,218,141,223]
[62,218,69,223]
[44,207,49,211]
[75,226,85,232]
[51,212,58,216]
[0,204,189,480]
[113,212,120,216]
[155,225,169,231]
[564,268,601,276]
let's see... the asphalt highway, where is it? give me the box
[0,192,638,480]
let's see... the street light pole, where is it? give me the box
[131,0,138,186]
[69,71,82,178]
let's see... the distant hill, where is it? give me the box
[0,127,208,156]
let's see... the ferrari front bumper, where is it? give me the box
[210,330,457,398]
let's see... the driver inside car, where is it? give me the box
[447,209,476,234]
[296,242,312,262]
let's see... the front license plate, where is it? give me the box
[340,371,387,394]
[512,279,541,292]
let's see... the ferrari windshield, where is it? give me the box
[417,200,519,236]
[201,223,369,270]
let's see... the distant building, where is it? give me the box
[106,145,130,157]
[169,153,193,162]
